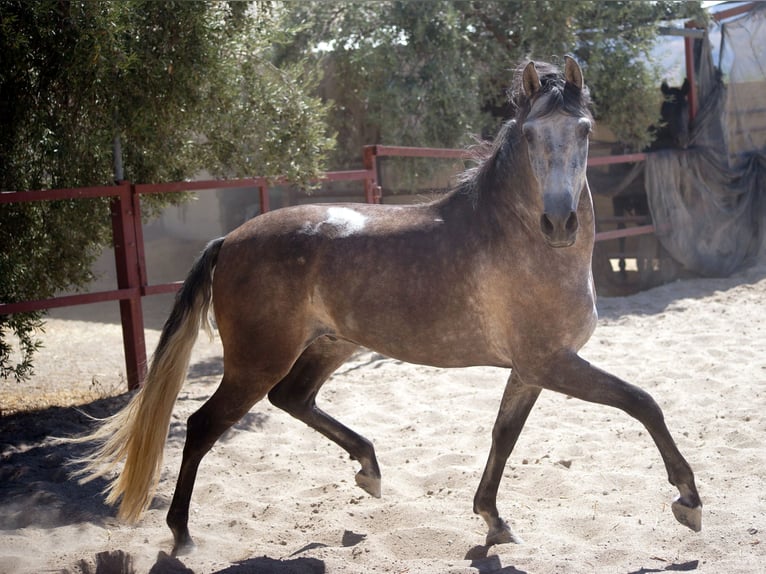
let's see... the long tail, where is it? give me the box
[72,237,225,522]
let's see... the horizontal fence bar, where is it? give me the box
[595,224,655,242]
[587,153,647,166]
[0,154,646,204]
[658,26,706,39]
[0,287,139,315]
[320,169,371,181]
[711,1,756,22]
[135,170,372,196]
[369,146,648,167]
[597,216,651,224]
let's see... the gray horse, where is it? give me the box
[74,57,702,555]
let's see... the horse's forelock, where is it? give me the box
[510,60,591,121]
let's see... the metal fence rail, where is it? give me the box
[1,146,651,390]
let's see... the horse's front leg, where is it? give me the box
[537,350,702,532]
[474,370,541,546]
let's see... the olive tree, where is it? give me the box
[0,0,333,380]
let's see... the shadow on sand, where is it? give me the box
[0,393,132,530]
[69,542,536,574]
[627,559,700,573]
[64,549,326,574]
[464,545,528,574]
[0,352,271,532]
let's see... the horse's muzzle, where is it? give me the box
[540,209,578,247]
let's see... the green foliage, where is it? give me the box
[278,0,704,167]
[0,0,333,381]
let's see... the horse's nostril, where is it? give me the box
[541,210,578,245]
[565,211,578,234]
[540,214,555,236]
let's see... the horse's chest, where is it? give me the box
[477,263,597,358]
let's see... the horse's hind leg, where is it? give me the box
[167,368,286,555]
[536,351,702,532]
[267,338,382,497]
[474,370,541,546]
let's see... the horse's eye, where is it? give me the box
[522,126,534,143]
[577,118,592,138]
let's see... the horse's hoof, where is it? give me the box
[672,496,702,532]
[485,520,523,546]
[355,469,382,498]
[171,534,197,557]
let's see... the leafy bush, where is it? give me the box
[0,1,334,380]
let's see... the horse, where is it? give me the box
[651,79,691,150]
[73,57,702,555]
[611,78,691,277]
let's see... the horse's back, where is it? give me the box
[210,201,507,367]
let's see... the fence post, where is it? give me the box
[110,182,147,390]
[259,183,270,214]
[363,146,382,203]
[684,31,697,123]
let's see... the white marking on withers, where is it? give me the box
[304,206,368,237]
[326,206,367,235]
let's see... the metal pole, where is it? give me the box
[110,184,147,390]
[363,146,381,203]
[684,33,698,122]
[111,132,147,390]
[113,133,124,183]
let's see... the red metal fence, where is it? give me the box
[0,146,651,390]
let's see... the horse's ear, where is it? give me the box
[564,56,583,90]
[522,61,540,98]
[680,78,690,95]
[661,80,671,94]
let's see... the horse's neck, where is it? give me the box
[473,153,540,239]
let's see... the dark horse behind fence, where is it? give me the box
[73,57,701,555]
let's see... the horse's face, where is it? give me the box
[521,58,592,248]
[522,105,592,248]
[659,79,690,148]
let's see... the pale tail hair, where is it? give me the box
[71,237,225,523]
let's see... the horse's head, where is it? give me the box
[518,57,592,248]
[656,79,690,149]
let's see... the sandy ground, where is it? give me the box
[1,264,765,573]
